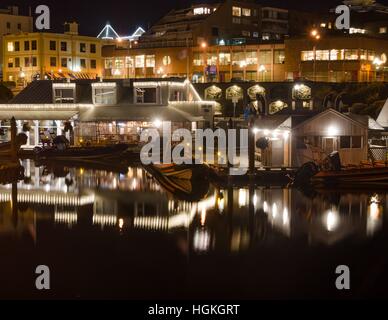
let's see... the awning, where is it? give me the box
[0,110,78,121]
[44,72,97,80]
[79,106,203,123]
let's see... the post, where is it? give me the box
[313,45,316,82]
[10,117,17,161]
[248,117,255,175]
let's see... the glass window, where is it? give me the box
[14,41,20,51]
[301,51,314,61]
[207,53,217,66]
[274,50,285,64]
[232,6,241,17]
[8,58,13,68]
[91,59,97,69]
[242,30,250,37]
[368,51,375,61]
[61,58,68,68]
[50,57,56,67]
[114,58,124,69]
[246,51,257,65]
[344,49,358,60]
[49,40,56,51]
[330,49,343,61]
[379,27,387,34]
[146,55,155,68]
[32,57,37,67]
[352,136,362,148]
[61,41,67,51]
[135,55,145,68]
[54,88,75,103]
[162,56,171,66]
[135,88,157,104]
[242,8,251,16]
[80,59,86,69]
[232,51,245,66]
[193,52,202,66]
[219,52,231,66]
[340,136,351,149]
[7,42,14,52]
[24,41,30,51]
[360,50,367,60]
[315,50,330,61]
[24,57,30,67]
[125,56,134,68]
[105,58,113,69]
[93,84,117,105]
[31,40,37,50]
[80,43,86,53]
[90,44,96,53]
[259,50,272,64]
[15,58,20,68]
[232,17,241,24]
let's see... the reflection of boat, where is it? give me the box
[0,133,28,157]
[144,163,210,201]
[35,144,129,161]
[36,159,129,175]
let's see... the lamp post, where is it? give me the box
[201,41,207,83]
[310,29,321,82]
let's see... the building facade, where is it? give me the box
[0,6,33,79]
[2,23,103,87]
[102,43,286,83]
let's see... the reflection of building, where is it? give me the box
[0,6,33,80]
[3,22,103,87]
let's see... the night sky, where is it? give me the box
[4,0,388,36]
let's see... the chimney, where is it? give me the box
[64,22,79,35]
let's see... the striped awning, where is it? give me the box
[45,72,97,80]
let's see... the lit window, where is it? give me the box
[135,87,158,104]
[53,83,76,104]
[193,52,202,66]
[114,58,124,69]
[232,6,241,17]
[105,58,113,69]
[246,51,257,65]
[316,50,330,61]
[301,51,314,61]
[162,55,171,66]
[349,28,366,34]
[135,55,145,68]
[219,52,231,66]
[242,8,251,16]
[125,56,134,68]
[7,42,14,52]
[92,83,117,105]
[193,7,211,15]
[344,49,358,60]
[379,27,387,34]
[242,30,250,37]
[274,50,285,64]
[146,55,155,68]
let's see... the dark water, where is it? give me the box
[0,160,388,299]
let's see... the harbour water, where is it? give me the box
[0,160,387,299]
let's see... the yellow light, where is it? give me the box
[217,151,222,157]
[119,218,124,229]
[311,29,318,37]
[198,146,203,151]
[201,42,207,48]
[153,119,162,128]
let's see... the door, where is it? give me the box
[323,137,337,154]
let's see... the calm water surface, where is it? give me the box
[0,160,388,299]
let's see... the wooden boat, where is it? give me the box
[35,144,129,161]
[294,152,388,187]
[144,163,210,202]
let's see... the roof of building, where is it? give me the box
[377,98,388,128]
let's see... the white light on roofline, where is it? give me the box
[92,82,117,88]
[53,83,76,88]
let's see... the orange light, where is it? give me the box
[315,35,321,40]
[311,29,318,37]
[201,42,207,48]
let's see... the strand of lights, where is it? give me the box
[55,211,78,225]
[0,192,95,206]
[92,214,118,227]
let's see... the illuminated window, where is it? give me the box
[193,52,202,66]
[368,51,376,61]
[330,49,343,61]
[125,56,134,68]
[205,85,222,100]
[232,17,241,24]
[219,52,231,66]
[135,55,145,68]
[53,83,76,104]
[242,8,251,16]
[246,51,257,65]
[232,6,241,17]
[232,51,245,66]
[344,49,358,60]
[206,53,217,66]
[146,55,155,68]
[162,55,171,66]
[274,50,285,64]
[316,50,330,61]
[259,50,272,64]
[193,7,211,15]
[349,28,366,34]
[7,42,14,52]
[293,84,311,100]
[114,58,124,69]
[379,27,387,34]
[226,85,243,100]
[301,51,313,61]
[105,58,113,69]
[360,50,367,60]
[92,83,117,105]
[242,30,250,37]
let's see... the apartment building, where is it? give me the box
[0,6,33,78]
[3,22,103,86]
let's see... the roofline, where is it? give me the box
[293,108,368,130]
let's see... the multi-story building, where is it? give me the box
[2,22,103,86]
[0,6,33,79]
[102,42,286,83]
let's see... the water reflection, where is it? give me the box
[0,160,386,253]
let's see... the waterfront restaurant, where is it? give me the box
[0,78,219,146]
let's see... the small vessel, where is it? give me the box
[144,163,210,201]
[294,152,388,187]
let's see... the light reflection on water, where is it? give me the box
[0,159,387,298]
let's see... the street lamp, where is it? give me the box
[310,29,321,82]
